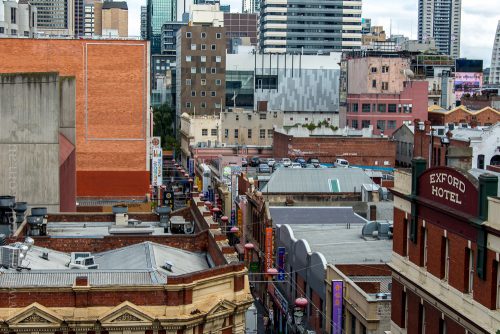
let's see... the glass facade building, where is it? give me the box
[147,0,176,54]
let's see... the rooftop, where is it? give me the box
[270,206,367,226]
[261,168,377,193]
[102,1,128,10]
[0,241,210,287]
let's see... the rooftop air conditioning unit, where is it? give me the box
[115,213,128,226]
[69,253,99,270]
[0,245,22,268]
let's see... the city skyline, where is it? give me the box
[127,0,498,67]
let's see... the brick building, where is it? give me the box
[390,159,499,333]
[223,13,257,53]
[0,189,253,333]
[0,39,150,199]
[345,55,428,136]
[273,130,396,167]
[428,105,500,126]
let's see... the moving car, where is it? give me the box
[281,158,292,167]
[258,163,271,173]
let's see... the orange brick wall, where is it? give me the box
[0,39,149,197]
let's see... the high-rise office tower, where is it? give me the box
[140,6,147,39]
[75,0,85,36]
[147,0,176,53]
[101,1,128,37]
[242,0,259,14]
[84,1,95,36]
[30,0,74,36]
[490,20,500,84]
[259,0,362,54]
[418,0,461,58]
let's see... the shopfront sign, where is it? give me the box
[277,247,285,282]
[418,167,478,215]
[331,280,343,334]
[265,227,273,272]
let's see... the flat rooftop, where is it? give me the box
[0,241,210,287]
[270,206,367,226]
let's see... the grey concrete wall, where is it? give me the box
[0,73,63,212]
[59,76,76,144]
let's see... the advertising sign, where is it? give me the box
[331,280,343,334]
[188,158,194,176]
[454,72,483,101]
[151,137,163,186]
[265,227,273,273]
[231,209,236,226]
[277,247,285,282]
[418,167,478,216]
[165,190,174,210]
[274,284,288,313]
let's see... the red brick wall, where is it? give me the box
[474,250,498,309]
[308,289,323,333]
[60,150,77,212]
[77,171,150,197]
[391,280,405,328]
[0,39,149,197]
[437,108,500,126]
[273,132,396,166]
[392,208,407,256]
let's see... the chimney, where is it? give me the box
[369,205,377,221]
[75,276,89,287]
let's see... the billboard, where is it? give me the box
[331,280,343,334]
[454,72,483,101]
[151,137,163,186]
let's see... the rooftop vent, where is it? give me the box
[362,221,393,240]
[69,252,99,270]
[163,261,173,271]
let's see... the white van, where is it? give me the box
[334,158,349,168]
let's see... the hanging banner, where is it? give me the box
[151,137,163,186]
[331,280,343,334]
[265,227,273,273]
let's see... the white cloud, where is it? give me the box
[128,0,499,67]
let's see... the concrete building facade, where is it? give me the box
[390,161,499,334]
[101,1,128,37]
[0,73,76,212]
[140,5,146,39]
[84,2,94,36]
[242,0,258,14]
[418,0,461,58]
[0,39,150,198]
[31,0,74,36]
[0,0,37,38]
[224,13,257,53]
[490,20,500,85]
[345,55,429,136]
[258,0,362,54]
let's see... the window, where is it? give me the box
[201,102,206,108]
[377,120,386,130]
[234,129,238,138]
[352,120,358,129]
[477,154,485,169]
[201,44,206,50]
[201,56,206,62]
[10,29,16,35]
[382,82,389,90]
[211,68,216,74]
[201,91,206,97]
[186,55,192,62]
[186,79,191,85]
[201,32,206,39]
[372,80,377,88]
[274,112,278,118]
[260,113,267,120]
[388,104,397,113]
[442,237,450,281]
[371,67,377,73]
[11,7,16,23]
[201,67,207,74]
[388,120,397,129]
[268,129,273,138]
[185,102,191,108]
[211,91,216,97]
[214,103,221,109]
[191,91,196,97]
[378,104,387,112]
[362,120,371,128]
[382,65,389,73]
[23,31,29,37]
[215,79,221,85]
[247,129,252,138]
[496,261,500,309]
[191,67,196,74]
[0,27,4,34]
[352,103,359,112]
[191,44,196,50]
[247,114,252,120]
[216,56,222,63]
[423,228,428,267]
[216,32,221,39]
[236,115,239,121]
[202,129,208,136]
[260,129,265,139]
[211,44,216,50]
[466,248,474,294]
[201,79,206,85]
[211,129,217,136]
[362,104,370,112]
[224,129,229,138]
[186,32,192,38]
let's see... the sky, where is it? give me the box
[128,0,500,67]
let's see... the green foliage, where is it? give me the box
[152,103,179,151]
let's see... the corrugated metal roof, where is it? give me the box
[261,168,375,193]
[270,207,367,226]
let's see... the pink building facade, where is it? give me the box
[345,56,429,135]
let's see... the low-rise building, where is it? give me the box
[392,123,415,167]
[0,0,37,37]
[428,105,500,126]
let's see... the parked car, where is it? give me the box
[281,158,292,167]
[334,158,349,168]
[294,157,306,167]
[273,162,285,170]
[267,158,276,167]
[250,156,261,167]
[291,162,302,169]
[260,158,269,166]
[258,163,271,173]
[307,158,320,168]
[304,163,315,168]
[242,158,248,167]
